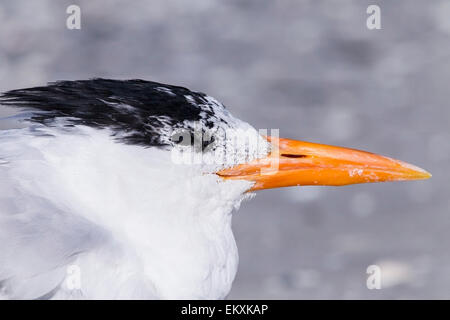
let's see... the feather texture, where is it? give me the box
[0,79,268,299]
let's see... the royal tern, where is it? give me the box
[0,79,430,299]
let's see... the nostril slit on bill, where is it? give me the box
[281,154,307,158]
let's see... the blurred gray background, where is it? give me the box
[0,0,448,299]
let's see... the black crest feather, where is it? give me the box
[0,79,227,147]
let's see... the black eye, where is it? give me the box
[281,154,307,158]
[202,135,216,151]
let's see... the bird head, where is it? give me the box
[1,78,430,198]
[163,93,430,192]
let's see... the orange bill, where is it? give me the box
[217,136,431,191]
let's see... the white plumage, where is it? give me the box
[0,79,430,299]
[0,93,265,299]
